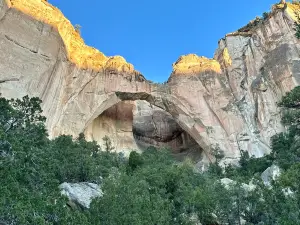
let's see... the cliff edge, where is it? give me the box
[1,0,300,166]
[4,0,138,73]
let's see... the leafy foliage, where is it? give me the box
[295,12,300,39]
[102,135,115,153]
[0,96,123,224]
[128,150,143,171]
[279,86,300,108]
[2,88,300,224]
[262,12,269,20]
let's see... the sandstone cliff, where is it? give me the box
[0,0,299,165]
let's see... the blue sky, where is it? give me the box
[48,0,277,83]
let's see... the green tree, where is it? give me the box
[102,135,115,153]
[294,13,300,39]
[74,24,82,34]
[128,151,143,171]
[2,89,300,224]
[0,95,121,224]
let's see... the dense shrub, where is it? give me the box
[1,89,300,224]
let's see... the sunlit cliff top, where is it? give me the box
[5,0,137,73]
[284,2,300,21]
[227,2,300,37]
[5,0,300,78]
[171,54,222,76]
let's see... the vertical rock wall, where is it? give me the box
[1,0,300,164]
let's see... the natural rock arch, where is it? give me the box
[2,0,299,166]
[80,91,214,162]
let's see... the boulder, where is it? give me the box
[59,182,103,209]
[261,165,281,187]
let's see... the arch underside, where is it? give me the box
[81,91,213,163]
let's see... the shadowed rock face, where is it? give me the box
[1,0,300,165]
[84,101,138,154]
[133,101,203,162]
[84,100,203,161]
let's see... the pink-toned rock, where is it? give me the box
[0,0,299,166]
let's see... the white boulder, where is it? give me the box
[261,165,281,187]
[59,182,103,209]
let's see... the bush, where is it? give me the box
[0,96,124,224]
[2,89,300,224]
[262,12,269,20]
[128,151,143,171]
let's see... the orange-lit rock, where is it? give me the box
[5,0,135,72]
[105,56,135,73]
[285,2,300,21]
[1,0,300,167]
[171,54,222,76]
[221,48,232,67]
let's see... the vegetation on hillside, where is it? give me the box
[0,86,300,224]
[3,4,300,224]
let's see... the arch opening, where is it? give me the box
[83,100,204,162]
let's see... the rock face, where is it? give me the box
[84,100,203,160]
[261,165,281,187]
[84,101,138,154]
[133,101,203,161]
[59,182,103,209]
[0,0,300,164]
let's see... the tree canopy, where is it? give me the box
[1,89,300,224]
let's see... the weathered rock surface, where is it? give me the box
[84,101,138,154]
[59,182,102,209]
[261,165,281,187]
[84,100,203,160]
[0,0,300,164]
[133,100,203,160]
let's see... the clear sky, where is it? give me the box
[48,0,278,83]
